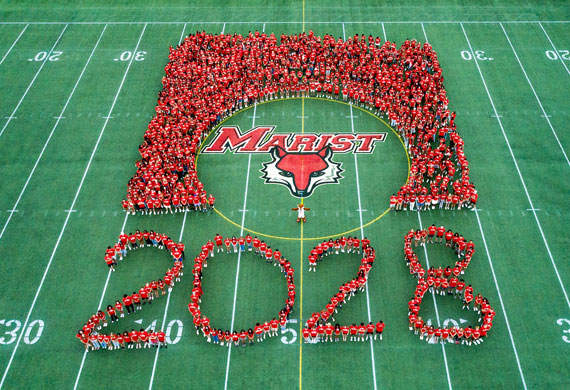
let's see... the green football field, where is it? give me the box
[0,1,569,389]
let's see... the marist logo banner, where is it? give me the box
[202,126,387,198]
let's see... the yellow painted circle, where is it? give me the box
[195,97,410,241]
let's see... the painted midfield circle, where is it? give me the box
[197,98,410,240]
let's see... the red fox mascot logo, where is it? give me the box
[260,146,343,198]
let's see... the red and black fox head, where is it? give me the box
[260,146,343,198]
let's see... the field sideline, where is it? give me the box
[0,1,569,389]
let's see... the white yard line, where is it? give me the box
[343,24,378,385]
[148,210,188,390]
[224,102,256,390]
[474,210,528,389]
[499,23,569,168]
[422,23,527,390]
[146,24,190,390]
[178,23,187,45]
[421,22,428,43]
[0,25,107,243]
[538,22,570,77]
[71,24,148,390]
[0,21,569,25]
[72,25,148,388]
[72,213,129,390]
[349,104,378,390]
[0,24,146,390]
[0,24,28,65]
[383,23,452,389]
[416,213,453,390]
[461,23,570,310]
[0,24,68,138]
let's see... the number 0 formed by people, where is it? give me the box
[77,31,492,350]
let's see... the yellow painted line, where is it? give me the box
[301,96,304,206]
[298,219,304,390]
[212,206,391,241]
[196,97,410,241]
[302,97,305,133]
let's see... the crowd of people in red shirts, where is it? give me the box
[77,232,184,351]
[404,226,495,345]
[188,235,295,346]
[303,237,385,342]
[121,30,476,215]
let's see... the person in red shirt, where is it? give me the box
[158,279,166,295]
[224,237,231,254]
[105,255,116,271]
[262,321,271,339]
[135,230,144,248]
[445,229,453,247]
[472,326,482,345]
[324,323,333,342]
[436,225,445,243]
[245,234,253,251]
[302,327,310,343]
[272,249,281,267]
[132,291,142,310]
[230,331,239,347]
[149,332,158,348]
[247,329,254,346]
[215,234,223,252]
[149,280,159,299]
[208,194,215,210]
[157,331,167,348]
[115,301,125,318]
[316,324,325,342]
[308,255,317,272]
[210,328,220,345]
[356,322,366,341]
[258,241,267,258]
[366,322,375,340]
[427,224,436,243]
[139,328,150,348]
[120,331,131,349]
[130,329,140,349]
[202,326,212,343]
[441,328,450,344]
[123,294,134,315]
[250,237,259,254]
[254,323,264,343]
[349,324,358,342]
[106,305,118,323]
[463,326,473,346]
[456,279,465,298]
[375,321,384,341]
